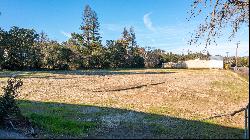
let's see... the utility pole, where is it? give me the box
[226,52,229,63]
[235,41,240,70]
[226,52,229,58]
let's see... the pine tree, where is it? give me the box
[122,27,131,43]
[81,5,92,46]
[90,11,101,44]
[79,5,103,68]
[121,27,131,56]
[81,5,101,48]
[129,27,136,48]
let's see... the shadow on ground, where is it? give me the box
[12,100,244,139]
[0,70,176,79]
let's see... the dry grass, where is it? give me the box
[0,69,248,138]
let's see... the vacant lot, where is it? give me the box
[0,69,249,139]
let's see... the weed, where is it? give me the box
[27,113,97,136]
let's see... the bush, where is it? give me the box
[58,64,70,70]
[0,78,23,127]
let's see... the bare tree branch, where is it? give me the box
[188,0,249,47]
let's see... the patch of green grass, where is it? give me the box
[18,101,57,115]
[0,70,16,75]
[144,114,161,121]
[27,113,97,136]
[110,68,148,71]
[47,107,84,118]
[149,123,169,135]
[19,101,98,119]
[17,100,103,137]
[122,122,142,130]
[16,100,245,139]
[18,102,33,109]
[0,70,42,79]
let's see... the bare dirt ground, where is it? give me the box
[0,69,248,138]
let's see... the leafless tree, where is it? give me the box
[188,0,249,47]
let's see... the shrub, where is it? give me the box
[0,78,23,127]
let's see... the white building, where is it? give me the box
[184,55,223,69]
[162,55,224,69]
[208,55,224,69]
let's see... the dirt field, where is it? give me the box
[0,69,249,139]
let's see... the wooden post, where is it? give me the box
[247,104,249,139]
[244,104,249,139]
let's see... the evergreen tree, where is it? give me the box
[122,27,131,43]
[129,27,136,48]
[80,5,103,68]
[81,5,92,46]
[90,11,101,44]
[81,5,102,48]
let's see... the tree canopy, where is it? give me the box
[0,5,222,71]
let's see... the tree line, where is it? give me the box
[0,5,211,70]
